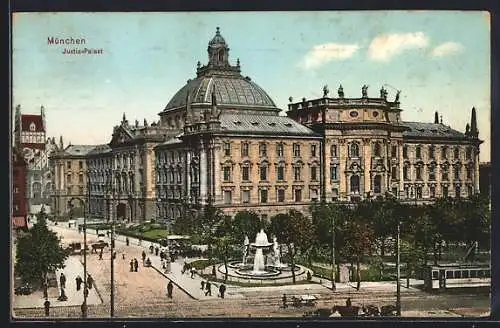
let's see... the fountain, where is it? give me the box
[224,229,307,282]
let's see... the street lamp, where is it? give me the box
[110,186,116,317]
[396,219,401,316]
[81,169,90,318]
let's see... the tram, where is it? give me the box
[423,263,490,291]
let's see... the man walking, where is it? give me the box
[75,275,83,291]
[126,237,130,246]
[59,273,66,289]
[142,251,147,264]
[87,274,94,290]
[201,281,205,290]
[219,284,226,299]
[134,258,139,272]
[190,267,196,279]
[205,281,212,296]
[99,249,103,260]
[44,299,50,316]
[167,280,173,299]
[130,259,134,272]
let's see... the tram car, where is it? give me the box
[423,263,490,291]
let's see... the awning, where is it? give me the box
[13,216,27,229]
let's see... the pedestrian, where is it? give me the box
[87,274,94,290]
[201,281,205,290]
[134,258,139,272]
[112,251,117,260]
[346,297,352,307]
[205,281,212,296]
[142,251,146,263]
[219,284,226,299]
[99,249,103,260]
[282,294,287,308]
[150,244,154,254]
[44,299,50,316]
[160,251,164,260]
[145,257,151,267]
[190,267,196,278]
[96,228,99,235]
[155,247,159,256]
[167,280,173,298]
[212,265,216,277]
[76,275,82,291]
[307,271,312,281]
[130,259,134,272]
[126,237,130,246]
[59,273,66,289]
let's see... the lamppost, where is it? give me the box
[331,208,336,292]
[110,186,116,317]
[396,219,401,316]
[81,169,90,318]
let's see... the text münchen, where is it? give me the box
[47,37,86,45]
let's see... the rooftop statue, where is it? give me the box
[362,84,368,98]
[395,90,401,102]
[338,84,344,98]
[323,85,329,97]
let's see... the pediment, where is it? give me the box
[109,126,133,146]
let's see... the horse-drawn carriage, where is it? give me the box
[91,241,109,253]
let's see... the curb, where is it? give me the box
[149,264,198,300]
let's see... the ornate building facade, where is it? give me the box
[85,115,176,222]
[49,141,96,219]
[12,148,28,230]
[287,86,482,202]
[13,105,57,214]
[154,28,482,228]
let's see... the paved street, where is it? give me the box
[12,221,490,319]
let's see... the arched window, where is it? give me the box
[374,175,382,193]
[350,175,360,194]
[350,143,359,158]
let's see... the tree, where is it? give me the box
[269,210,315,283]
[15,213,68,286]
[195,204,226,261]
[231,211,261,243]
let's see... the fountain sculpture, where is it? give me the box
[251,229,274,274]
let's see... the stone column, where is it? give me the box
[363,139,371,195]
[474,149,480,192]
[212,141,221,204]
[339,139,347,199]
[199,140,208,204]
[398,143,404,197]
[185,150,192,200]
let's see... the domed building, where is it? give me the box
[155,27,321,225]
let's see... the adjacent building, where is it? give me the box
[49,140,96,219]
[479,162,491,196]
[12,148,28,230]
[13,105,57,214]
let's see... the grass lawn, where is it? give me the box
[142,229,169,239]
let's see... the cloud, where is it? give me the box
[368,32,429,61]
[431,42,463,57]
[299,43,360,69]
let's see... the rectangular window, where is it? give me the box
[276,143,284,157]
[403,166,409,180]
[415,146,421,159]
[259,143,267,157]
[67,161,72,169]
[429,166,436,181]
[466,166,472,179]
[277,166,284,181]
[429,146,435,159]
[79,161,83,169]
[79,186,84,195]
[223,167,231,181]
[403,146,408,158]
[391,187,398,197]
[223,142,231,156]
[260,166,267,181]
[260,189,268,203]
[454,147,460,159]
[416,167,422,180]
[391,167,397,180]
[294,189,302,202]
[441,147,447,159]
[391,145,397,158]
[310,167,317,181]
[241,143,249,157]
[468,185,473,196]
[430,186,436,198]
[416,186,422,199]
[311,145,317,157]
[331,144,338,157]
[330,166,338,181]
[310,189,318,201]
[79,174,84,183]
[224,190,232,204]
[277,189,285,203]
[293,144,301,157]
[242,166,250,181]
[442,167,449,181]
[294,167,301,181]
[443,186,449,197]
[466,148,472,160]
[67,174,72,184]
[242,190,250,203]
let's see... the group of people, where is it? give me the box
[129,258,139,272]
[200,280,226,298]
[54,272,94,303]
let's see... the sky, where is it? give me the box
[12,11,491,161]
